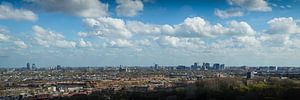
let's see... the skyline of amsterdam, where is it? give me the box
[1,0,300,67]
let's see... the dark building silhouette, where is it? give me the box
[26,62,31,70]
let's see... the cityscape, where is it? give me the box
[1,0,300,100]
[1,62,300,99]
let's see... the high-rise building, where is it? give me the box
[32,64,36,70]
[191,62,199,70]
[26,62,31,70]
[202,62,210,70]
[154,64,158,69]
[56,65,62,70]
[220,64,225,70]
[213,63,220,70]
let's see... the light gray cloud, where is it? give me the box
[107,39,134,48]
[0,3,37,21]
[0,33,10,42]
[227,0,272,12]
[26,0,108,18]
[116,0,144,17]
[214,8,244,19]
[215,0,271,18]
[0,28,28,49]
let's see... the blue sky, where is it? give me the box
[1,0,300,67]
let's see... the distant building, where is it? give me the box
[26,62,31,70]
[213,63,220,70]
[56,65,62,70]
[176,65,189,70]
[191,62,199,70]
[154,64,158,69]
[247,71,254,79]
[32,64,36,70]
[202,62,210,70]
[220,64,225,70]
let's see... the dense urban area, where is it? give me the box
[1,62,300,100]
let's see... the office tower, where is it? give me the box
[176,65,188,70]
[220,64,225,70]
[26,62,31,70]
[213,63,220,70]
[32,64,36,70]
[202,62,210,70]
[154,64,158,69]
[56,65,62,70]
[192,62,199,70]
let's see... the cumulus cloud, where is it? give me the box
[82,16,257,49]
[227,0,272,12]
[14,41,28,49]
[116,0,144,17]
[77,32,88,38]
[78,38,92,47]
[0,3,37,21]
[0,33,10,42]
[174,17,256,37]
[84,17,256,40]
[26,0,108,18]
[84,17,132,39]
[214,8,244,19]
[227,20,256,35]
[157,36,205,48]
[267,17,300,34]
[107,39,133,48]
[32,25,76,48]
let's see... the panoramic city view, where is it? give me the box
[1,0,300,100]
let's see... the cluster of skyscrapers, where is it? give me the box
[26,62,37,70]
[191,62,225,70]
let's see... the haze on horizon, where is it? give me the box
[1,0,300,67]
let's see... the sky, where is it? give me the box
[1,0,300,67]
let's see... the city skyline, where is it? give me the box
[1,0,300,67]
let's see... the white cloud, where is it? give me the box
[267,17,300,34]
[212,36,261,49]
[174,17,256,37]
[227,20,256,35]
[0,28,28,49]
[134,39,152,46]
[32,25,76,48]
[0,33,10,42]
[77,32,88,38]
[214,8,244,19]
[14,41,28,49]
[157,36,205,48]
[84,17,256,39]
[26,0,108,18]
[107,39,133,48]
[0,4,37,21]
[84,17,132,39]
[78,38,92,47]
[259,34,294,48]
[116,0,144,17]
[227,0,272,12]
[127,21,159,34]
